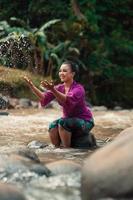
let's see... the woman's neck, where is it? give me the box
[64,79,73,88]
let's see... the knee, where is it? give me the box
[49,119,59,131]
[58,118,71,133]
[49,127,58,134]
[58,124,64,132]
[58,118,65,131]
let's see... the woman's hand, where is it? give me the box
[23,76,34,88]
[23,76,43,99]
[40,80,54,91]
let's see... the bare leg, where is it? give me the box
[49,127,61,147]
[58,125,72,148]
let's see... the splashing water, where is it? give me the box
[0,33,34,97]
[0,33,33,69]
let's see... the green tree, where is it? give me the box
[0,0,132,107]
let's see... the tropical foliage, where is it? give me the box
[0,0,132,107]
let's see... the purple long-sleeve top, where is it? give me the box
[40,81,93,121]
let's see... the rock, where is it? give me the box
[71,132,97,149]
[0,96,9,109]
[113,106,122,111]
[18,98,31,108]
[8,97,19,109]
[0,154,28,175]
[31,101,39,108]
[0,182,26,200]
[45,102,53,108]
[0,112,9,116]
[81,127,133,199]
[52,100,61,110]
[116,126,133,139]
[0,160,50,185]
[8,98,38,109]
[46,160,81,175]
[92,106,108,112]
[0,151,39,174]
[27,141,48,149]
[17,148,40,163]
[0,149,50,178]
[30,164,51,176]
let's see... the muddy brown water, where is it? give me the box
[0,107,133,200]
[0,107,133,164]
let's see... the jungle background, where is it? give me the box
[0,0,133,108]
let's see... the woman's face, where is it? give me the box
[59,64,75,82]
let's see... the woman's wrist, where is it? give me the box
[50,87,56,93]
[30,84,35,90]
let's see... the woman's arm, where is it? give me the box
[23,76,44,100]
[41,80,67,103]
[52,87,66,103]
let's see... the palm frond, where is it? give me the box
[39,19,61,32]
[50,53,61,66]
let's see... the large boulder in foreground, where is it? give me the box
[0,182,26,200]
[116,126,133,139]
[81,126,133,200]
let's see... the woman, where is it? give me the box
[24,61,95,148]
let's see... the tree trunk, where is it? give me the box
[71,0,86,20]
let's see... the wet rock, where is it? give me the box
[81,127,133,200]
[46,160,81,175]
[27,141,48,149]
[0,149,50,182]
[0,154,32,177]
[30,164,51,176]
[71,132,97,149]
[0,182,26,200]
[0,96,9,109]
[4,148,41,166]
[17,148,40,163]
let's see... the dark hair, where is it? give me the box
[62,60,79,80]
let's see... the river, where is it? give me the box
[0,107,133,200]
